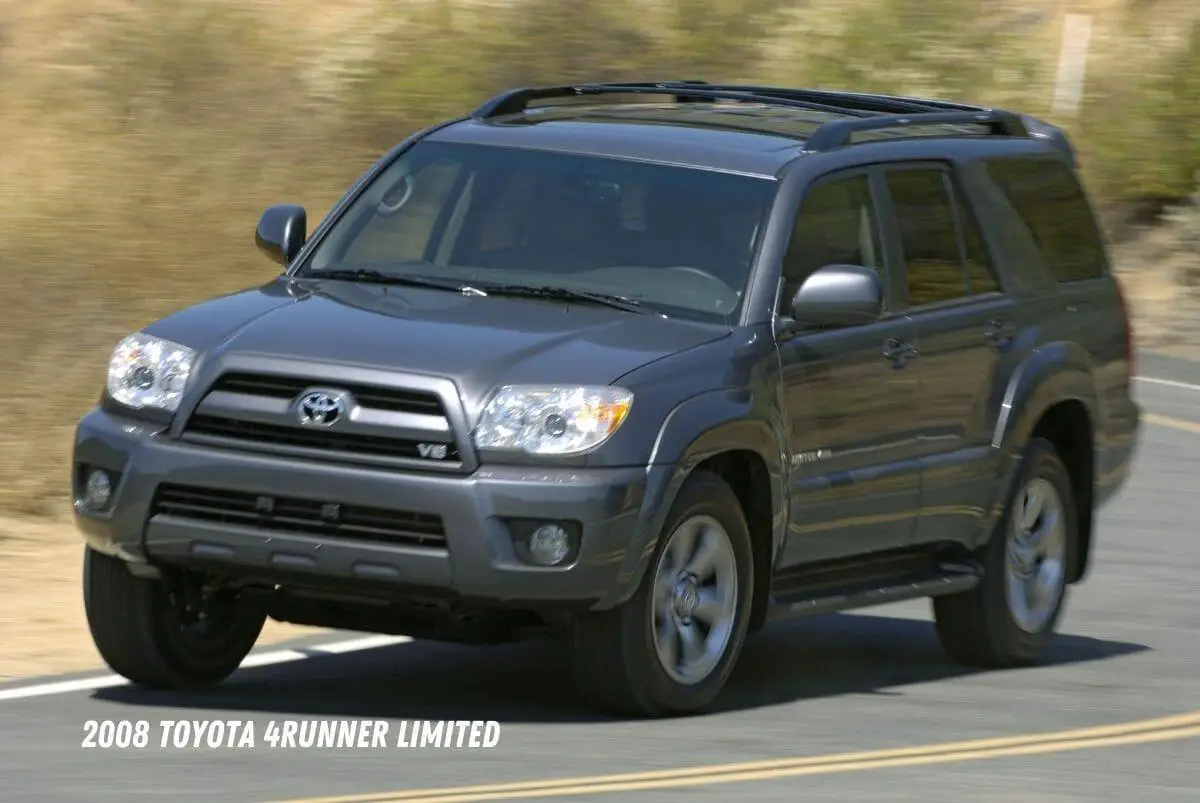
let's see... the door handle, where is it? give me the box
[984,318,1016,348]
[882,338,918,366]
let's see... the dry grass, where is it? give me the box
[0,0,1195,681]
[1113,190,1200,355]
[0,0,1196,518]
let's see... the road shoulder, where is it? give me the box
[0,514,322,682]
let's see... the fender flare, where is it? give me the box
[980,342,1101,555]
[992,342,1101,454]
[600,388,788,609]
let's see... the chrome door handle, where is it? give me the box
[883,338,918,366]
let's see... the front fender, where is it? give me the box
[600,388,786,608]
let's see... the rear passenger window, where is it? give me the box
[982,158,1107,282]
[955,191,1000,295]
[886,169,969,307]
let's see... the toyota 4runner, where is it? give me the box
[74,81,1141,716]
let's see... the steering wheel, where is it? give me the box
[659,265,741,313]
[376,174,415,217]
[663,265,725,285]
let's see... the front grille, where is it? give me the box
[179,370,466,470]
[185,414,461,462]
[209,372,444,416]
[151,483,447,549]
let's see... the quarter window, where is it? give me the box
[982,157,1108,282]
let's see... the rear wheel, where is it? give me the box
[570,471,754,717]
[933,437,1075,667]
[83,547,265,689]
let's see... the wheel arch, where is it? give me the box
[609,389,786,619]
[990,344,1101,583]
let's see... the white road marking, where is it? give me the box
[237,649,312,670]
[1135,376,1200,393]
[0,675,128,702]
[0,372,1192,704]
[0,634,413,703]
[305,634,412,654]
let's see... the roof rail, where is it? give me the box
[471,81,1044,151]
[805,109,1031,151]
[682,84,945,115]
[470,81,878,120]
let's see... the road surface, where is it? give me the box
[1,353,1198,802]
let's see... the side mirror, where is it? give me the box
[255,204,307,266]
[787,263,883,330]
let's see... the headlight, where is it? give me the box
[106,333,196,413]
[473,385,633,456]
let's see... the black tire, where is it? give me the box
[933,436,1077,667]
[569,470,755,717]
[83,547,266,690]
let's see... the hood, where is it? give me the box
[145,277,732,410]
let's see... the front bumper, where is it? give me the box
[72,407,665,610]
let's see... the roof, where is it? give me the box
[427,103,835,177]
[421,82,1077,178]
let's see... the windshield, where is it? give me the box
[296,140,777,323]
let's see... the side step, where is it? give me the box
[766,552,982,623]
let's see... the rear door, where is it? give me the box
[775,168,922,569]
[877,163,1020,551]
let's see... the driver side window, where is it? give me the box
[782,174,883,306]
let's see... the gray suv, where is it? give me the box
[74,81,1141,717]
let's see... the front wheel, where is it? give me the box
[83,547,266,689]
[569,471,754,717]
[933,436,1076,667]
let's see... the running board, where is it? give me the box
[765,563,982,623]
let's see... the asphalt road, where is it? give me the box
[2,353,1198,802]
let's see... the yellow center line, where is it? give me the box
[269,403,1200,803]
[1143,412,1200,434]
[271,711,1200,803]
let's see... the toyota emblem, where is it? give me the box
[295,390,349,427]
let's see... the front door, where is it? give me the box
[877,164,1019,550]
[775,169,922,570]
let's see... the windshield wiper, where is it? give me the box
[305,268,466,293]
[473,283,647,314]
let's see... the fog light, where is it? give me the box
[84,469,112,509]
[528,524,570,566]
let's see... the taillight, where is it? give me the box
[1114,276,1135,378]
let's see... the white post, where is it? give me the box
[1051,13,1094,119]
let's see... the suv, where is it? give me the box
[74,81,1140,717]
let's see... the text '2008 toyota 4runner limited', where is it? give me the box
[74,81,1141,717]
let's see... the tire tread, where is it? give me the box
[933,437,1076,668]
[83,547,262,689]
[570,470,753,717]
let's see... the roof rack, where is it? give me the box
[804,109,1030,151]
[673,83,952,115]
[469,80,1033,148]
[471,81,881,119]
